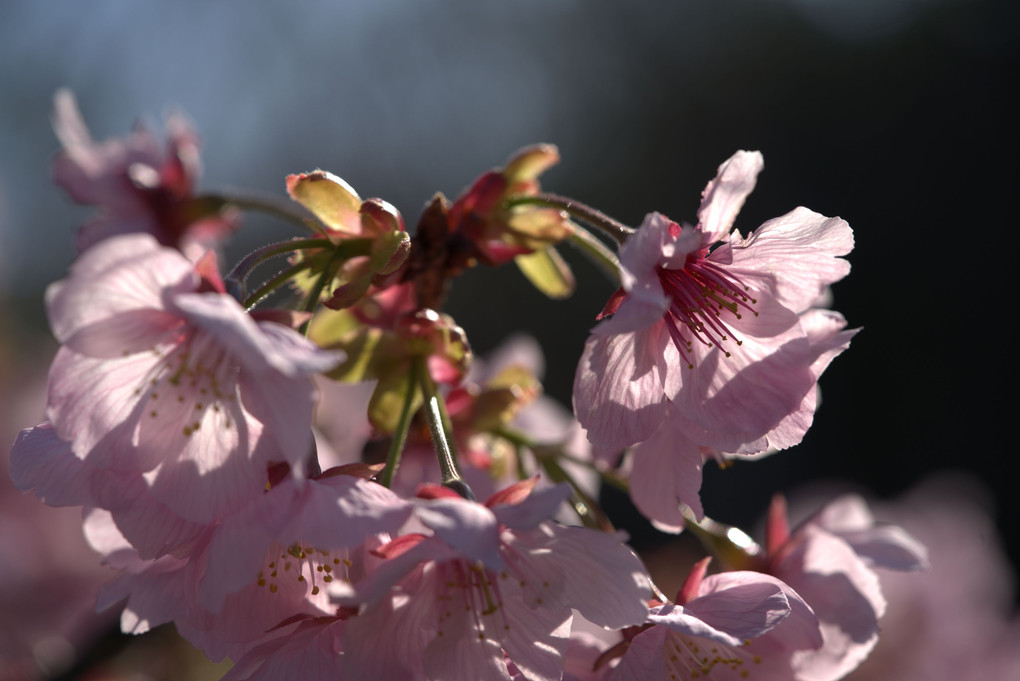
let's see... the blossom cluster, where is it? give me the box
[7,91,935,681]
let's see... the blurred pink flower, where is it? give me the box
[51,89,237,257]
[842,475,1020,681]
[574,151,855,455]
[758,494,927,681]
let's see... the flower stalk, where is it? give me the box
[242,261,313,309]
[378,360,422,489]
[505,192,634,244]
[565,223,622,284]
[417,359,474,500]
[225,238,331,302]
[201,189,331,235]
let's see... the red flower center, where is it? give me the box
[656,248,758,369]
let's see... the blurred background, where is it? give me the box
[1,0,1017,676]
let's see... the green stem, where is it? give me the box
[506,192,635,244]
[297,248,348,335]
[202,189,331,235]
[498,427,629,493]
[243,261,314,309]
[378,360,421,489]
[566,224,622,285]
[225,237,331,301]
[417,363,474,500]
[514,442,531,481]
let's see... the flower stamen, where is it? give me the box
[656,252,759,368]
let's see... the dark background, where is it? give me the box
[2,1,1017,575]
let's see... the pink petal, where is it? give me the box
[666,326,819,453]
[607,625,669,681]
[685,572,792,640]
[778,526,884,680]
[498,584,572,681]
[815,495,928,571]
[529,524,650,629]
[9,422,93,507]
[492,483,571,531]
[697,150,764,244]
[279,476,413,550]
[221,619,346,681]
[646,603,745,646]
[727,207,853,315]
[89,468,208,559]
[172,293,342,378]
[415,497,504,570]
[616,213,674,291]
[47,348,168,468]
[46,233,196,344]
[573,326,672,451]
[422,616,510,681]
[329,539,452,607]
[628,424,705,532]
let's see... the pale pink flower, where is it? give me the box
[574,151,854,455]
[196,468,413,615]
[333,480,651,681]
[83,467,410,665]
[51,89,237,256]
[758,494,927,681]
[12,421,213,560]
[605,558,823,681]
[43,233,342,522]
[625,309,857,532]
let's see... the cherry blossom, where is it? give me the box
[842,476,1020,681]
[624,309,857,533]
[605,558,823,681]
[42,233,342,522]
[51,89,237,257]
[80,466,411,664]
[7,96,919,681]
[574,151,854,455]
[332,479,651,681]
[757,495,927,681]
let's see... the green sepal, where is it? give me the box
[308,310,381,383]
[514,247,575,299]
[472,365,541,433]
[285,170,362,235]
[371,230,411,277]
